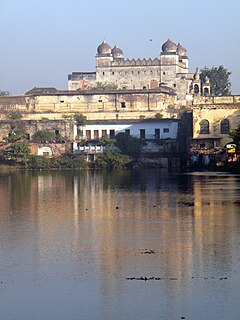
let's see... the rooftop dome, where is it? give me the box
[177,43,187,56]
[162,39,177,53]
[97,41,112,55]
[111,45,124,58]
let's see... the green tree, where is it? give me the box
[94,151,132,169]
[3,143,30,161]
[98,136,116,146]
[32,130,56,143]
[73,113,87,125]
[115,132,144,160]
[6,128,28,142]
[0,90,11,96]
[200,65,231,96]
[229,123,240,151]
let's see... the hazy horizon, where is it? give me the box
[0,0,239,95]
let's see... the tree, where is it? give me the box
[32,130,56,143]
[3,143,30,162]
[115,132,144,160]
[0,90,11,96]
[6,128,28,143]
[229,123,240,150]
[200,65,231,96]
[73,113,87,126]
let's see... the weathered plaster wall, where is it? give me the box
[192,96,240,146]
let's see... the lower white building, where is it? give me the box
[74,119,179,141]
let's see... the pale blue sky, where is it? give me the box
[0,0,239,95]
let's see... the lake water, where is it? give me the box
[0,169,240,320]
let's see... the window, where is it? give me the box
[102,72,105,75]
[163,72,166,75]
[143,86,147,89]
[121,102,126,108]
[125,129,130,135]
[94,130,99,139]
[204,87,209,96]
[110,130,115,139]
[98,99,103,102]
[140,129,145,139]
[60,100,64,103]
[194,84,199,94]
[179,59,182,63]
[55,129,60,136]
[112,72,115,75]
[138,71,140,74]
[102,130,107,137]
[163,128,169,133]
[220,119,230,134]
[200,120,209,134]
[155,128,160,139]
[86,130,91,139]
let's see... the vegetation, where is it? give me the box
[3,143,31,162]
[8,111,22,120]
[115,132,144,160]
[229,123,240,151]
[0,90,11,96]
[155,113,163,119]
[92,82,118,90]
[73,113,87,125]
[98,136,116,146]
[31,130,56,143]
[6,127,28,143]
[200,65,231,96]
[94,151,132,169]
[28,155,88,170]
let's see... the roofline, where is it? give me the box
[25,88,176,97]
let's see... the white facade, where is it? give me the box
[74,120,179,141]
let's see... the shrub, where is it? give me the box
[94,151,132,169]
[32,130,56,143]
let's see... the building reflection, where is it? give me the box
[0,170,239,313]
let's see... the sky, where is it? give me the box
[0,0,239,95]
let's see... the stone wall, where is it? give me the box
[0,89,177,122]
[192,95,240,147]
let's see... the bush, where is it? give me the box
[28,155,88,170]
[115,133,144,160]
[94,151,132,169]
[32,130,56,143]
[3,143,30,162]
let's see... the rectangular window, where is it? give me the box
[140,129,145,139]
[110,130,115,139]
[155,128,160,139]
[125,129,130,135]
[55,129,60,136]
[101,129,107,137]
[86,130,91,140]
[121,102,126,108]
[163,128,169,133]
[94,130,99,139]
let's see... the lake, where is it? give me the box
[0,169,240,320]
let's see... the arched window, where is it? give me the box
[194,84,199,94]
[220,119,230,134]
[200,119,209,134]
[204,87,209,96]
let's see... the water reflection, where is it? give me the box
[0,170,240,320]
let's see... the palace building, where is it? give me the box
[68,39,210,103]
